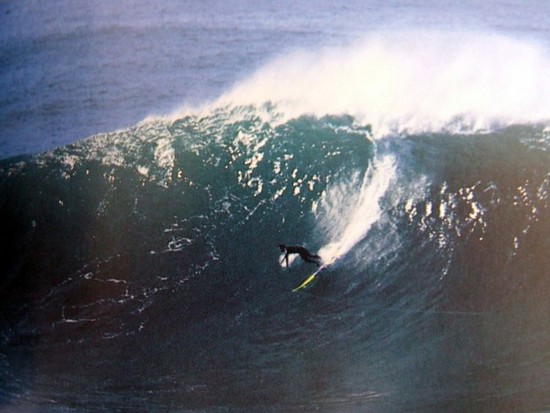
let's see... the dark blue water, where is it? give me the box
[1,1,550,412]
[1,109,549,412]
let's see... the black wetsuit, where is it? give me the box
[279,245,322,267]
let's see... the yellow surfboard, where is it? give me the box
[292,273,319,292]
[292,258,335,292]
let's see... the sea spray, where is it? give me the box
[216,31,550,135]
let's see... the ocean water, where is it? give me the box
[1,1,550,412]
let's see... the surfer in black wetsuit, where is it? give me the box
[279,244,322,267]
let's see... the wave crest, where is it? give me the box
[216,31,550,136]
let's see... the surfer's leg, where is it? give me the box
[312,255,322,267]
[305,255,322,266]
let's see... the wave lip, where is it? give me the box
[215,31,550,136]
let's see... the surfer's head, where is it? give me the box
[278,244,286,252]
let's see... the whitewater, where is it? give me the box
[2,2,550,413]
[157,30,547,140]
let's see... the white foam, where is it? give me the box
[315,155,396,262]
[215,30,550,136]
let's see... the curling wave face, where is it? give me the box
[1,102,550,411]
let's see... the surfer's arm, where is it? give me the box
[281,252,289,267]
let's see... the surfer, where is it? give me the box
[278,244,322,267]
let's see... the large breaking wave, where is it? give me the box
[1,31,550,412]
